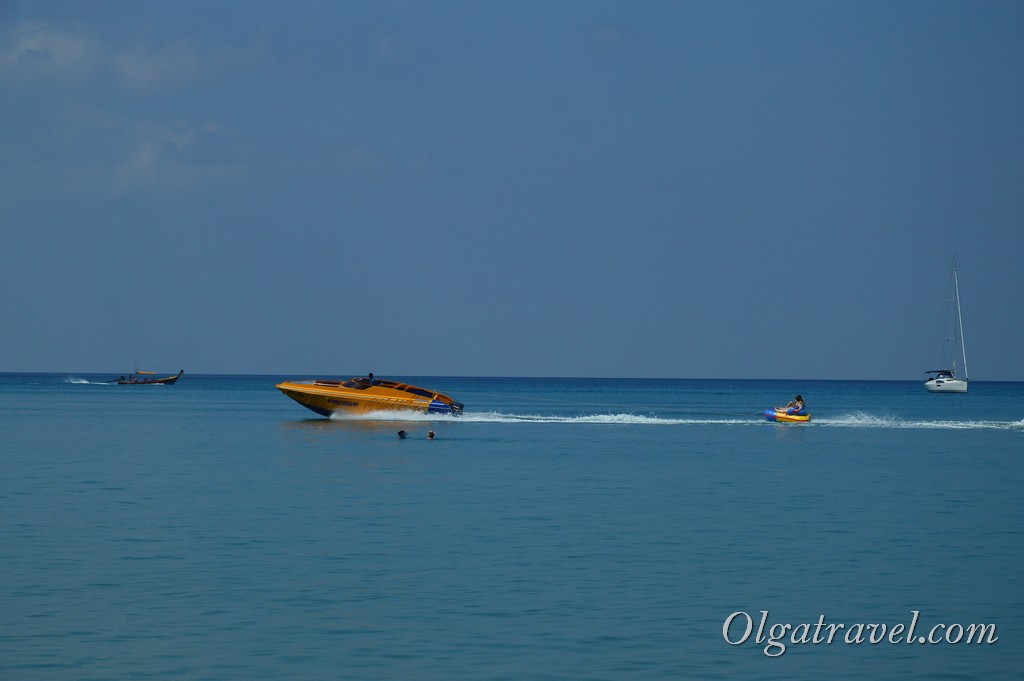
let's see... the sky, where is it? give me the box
[2,0,1022,380]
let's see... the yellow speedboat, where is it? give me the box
[276,374,464,418]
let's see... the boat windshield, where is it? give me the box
[399,387,434,398]
[340,380,370,389]
[335,377,448,400]
[371,380,436,398]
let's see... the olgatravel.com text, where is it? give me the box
[723,610,998,657]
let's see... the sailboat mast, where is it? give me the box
[953,256,968,381]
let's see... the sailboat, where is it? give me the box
[925,256,969,393]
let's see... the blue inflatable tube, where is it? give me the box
[763,407,810,422]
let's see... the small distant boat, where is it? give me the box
[763,407,810,423]
[114,370,184,385]
[925,256,969,393]
[276,374,464,417]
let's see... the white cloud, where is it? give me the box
[0,22,103,83]
[112,40,205,91]
[112,39,265,91]
[2,22,259,195]
[0,21,265,91]
[109,121,245,194]
[39,108,243,196]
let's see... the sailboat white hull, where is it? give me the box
[925,377,968,393]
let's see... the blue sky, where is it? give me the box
[2,1,1022,379]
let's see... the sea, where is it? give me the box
[2,373,1022,680]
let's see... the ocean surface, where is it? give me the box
[2,373,1022,680]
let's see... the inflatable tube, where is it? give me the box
[763,408,811,423]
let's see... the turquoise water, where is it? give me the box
[2,374,1022,679]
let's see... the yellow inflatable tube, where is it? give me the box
[763,407,811,422]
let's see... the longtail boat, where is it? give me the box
[114,370,184,385]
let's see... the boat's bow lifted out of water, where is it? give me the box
[276,374,464,418]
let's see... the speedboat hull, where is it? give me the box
[763,408,810,423]
[276,377,464,418]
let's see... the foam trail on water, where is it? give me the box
[330,410,760,425]
[66,376,111,385]
[817,411,1024,431]
[460,412,758,425]
[330,410,458,423]
[330,408,1024,430]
